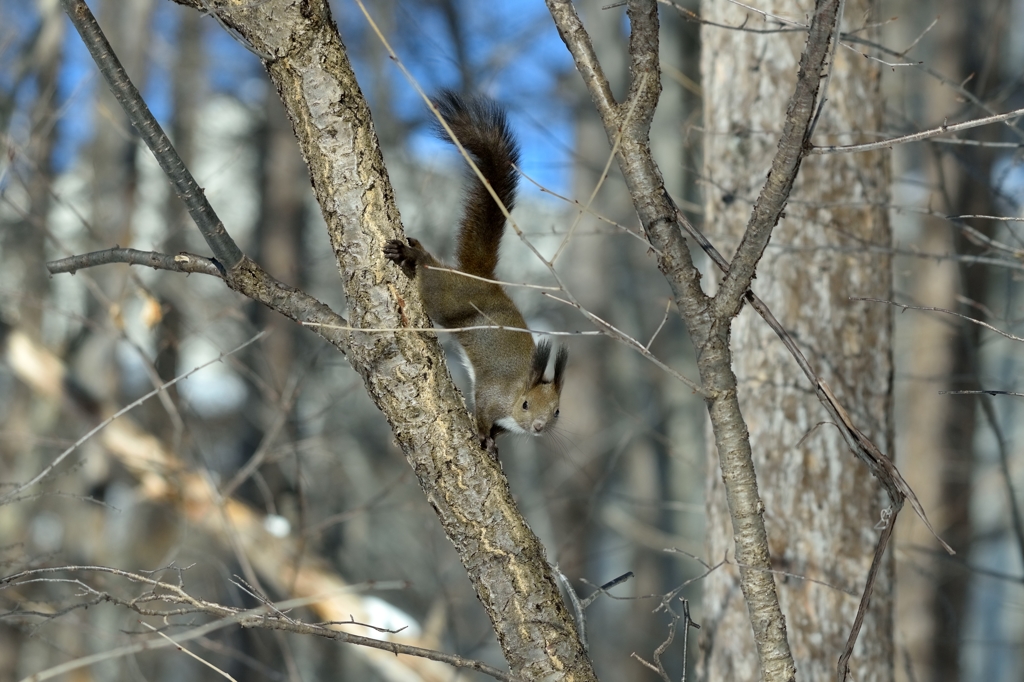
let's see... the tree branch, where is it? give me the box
[545,1,864,680]
[547,0,801,679]
[712,0,843,318]
[3,567,516,682]
[810,106,1024,154]
[58,0,353,357]
[46,248,223,278]
[55,1,595,679]
[60,0,243,270]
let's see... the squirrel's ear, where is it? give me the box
[553,345,569,392]
[531,340,552,386]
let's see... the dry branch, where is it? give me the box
[51,1,594,679]
[1,328,507,682]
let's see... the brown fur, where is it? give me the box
[384,92,567,451]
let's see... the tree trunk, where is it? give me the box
[699,1,894,680]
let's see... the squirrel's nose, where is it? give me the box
[531,419,546,434]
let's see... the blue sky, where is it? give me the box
[44,1,577,195]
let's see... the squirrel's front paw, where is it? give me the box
[384,239,421,277]
[480,435,500,460]
[383,239,410,262]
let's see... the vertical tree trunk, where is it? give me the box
[927,1,1006,676]
[16,0,63,337]
[699,1,894,680]
[147,7,203,443]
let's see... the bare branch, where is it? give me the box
[60,0,243,269]
[57,0,354,359]
[811,106,1024,154]
[543,293,705,394]
[856,297,1024,343]
[837,514,897,682]
[4,567,516,682]
[0,333,265,505]
[45,248,223,278]
[712,0,843,317]
[546,1,809,677]
[140,622,239,682]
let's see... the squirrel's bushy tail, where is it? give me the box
[433,90,520,279]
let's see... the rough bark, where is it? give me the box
[699,1,894,681]
[547,0,843,679]
[159,1,595,679]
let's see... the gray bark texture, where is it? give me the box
[699,1,895,681]
[547,0,847,678]
[161,1,596,679]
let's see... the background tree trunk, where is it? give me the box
[699,1,894,679]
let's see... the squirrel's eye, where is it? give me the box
[522,401,529,410]
[554,409,560,417]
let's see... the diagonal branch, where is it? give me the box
[55,1,596,679]
[57,0,353,357]
[61,0,243,270]
[712,0,843,318]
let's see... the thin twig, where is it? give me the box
[552,76,647,264]
[856,297,1024,343]
[0,333,266,505]
[514,163,660,250]
[837,508,898,681]
[658,0,804,34]
[580,571,636,609]
[723,0,805,27]
[221,372,304,499]
[645,299,673,350]
[140,622,239,682]
[543,293,705,394]
[897,16,938,56]
[422,265,562,291]
[680,599,698,682]
[301,321,601,337]
[811,106,1024,154]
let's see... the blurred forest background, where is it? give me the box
[2,0,1024,680]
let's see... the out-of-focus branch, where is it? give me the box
[810,106,1024,154]
[55,0,595,679]
[1,328,496,682]
[3,566,517,682]
[0,332,264,505]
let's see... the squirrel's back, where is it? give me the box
[433,90,520,279]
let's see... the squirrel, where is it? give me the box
[384,91,568,453]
